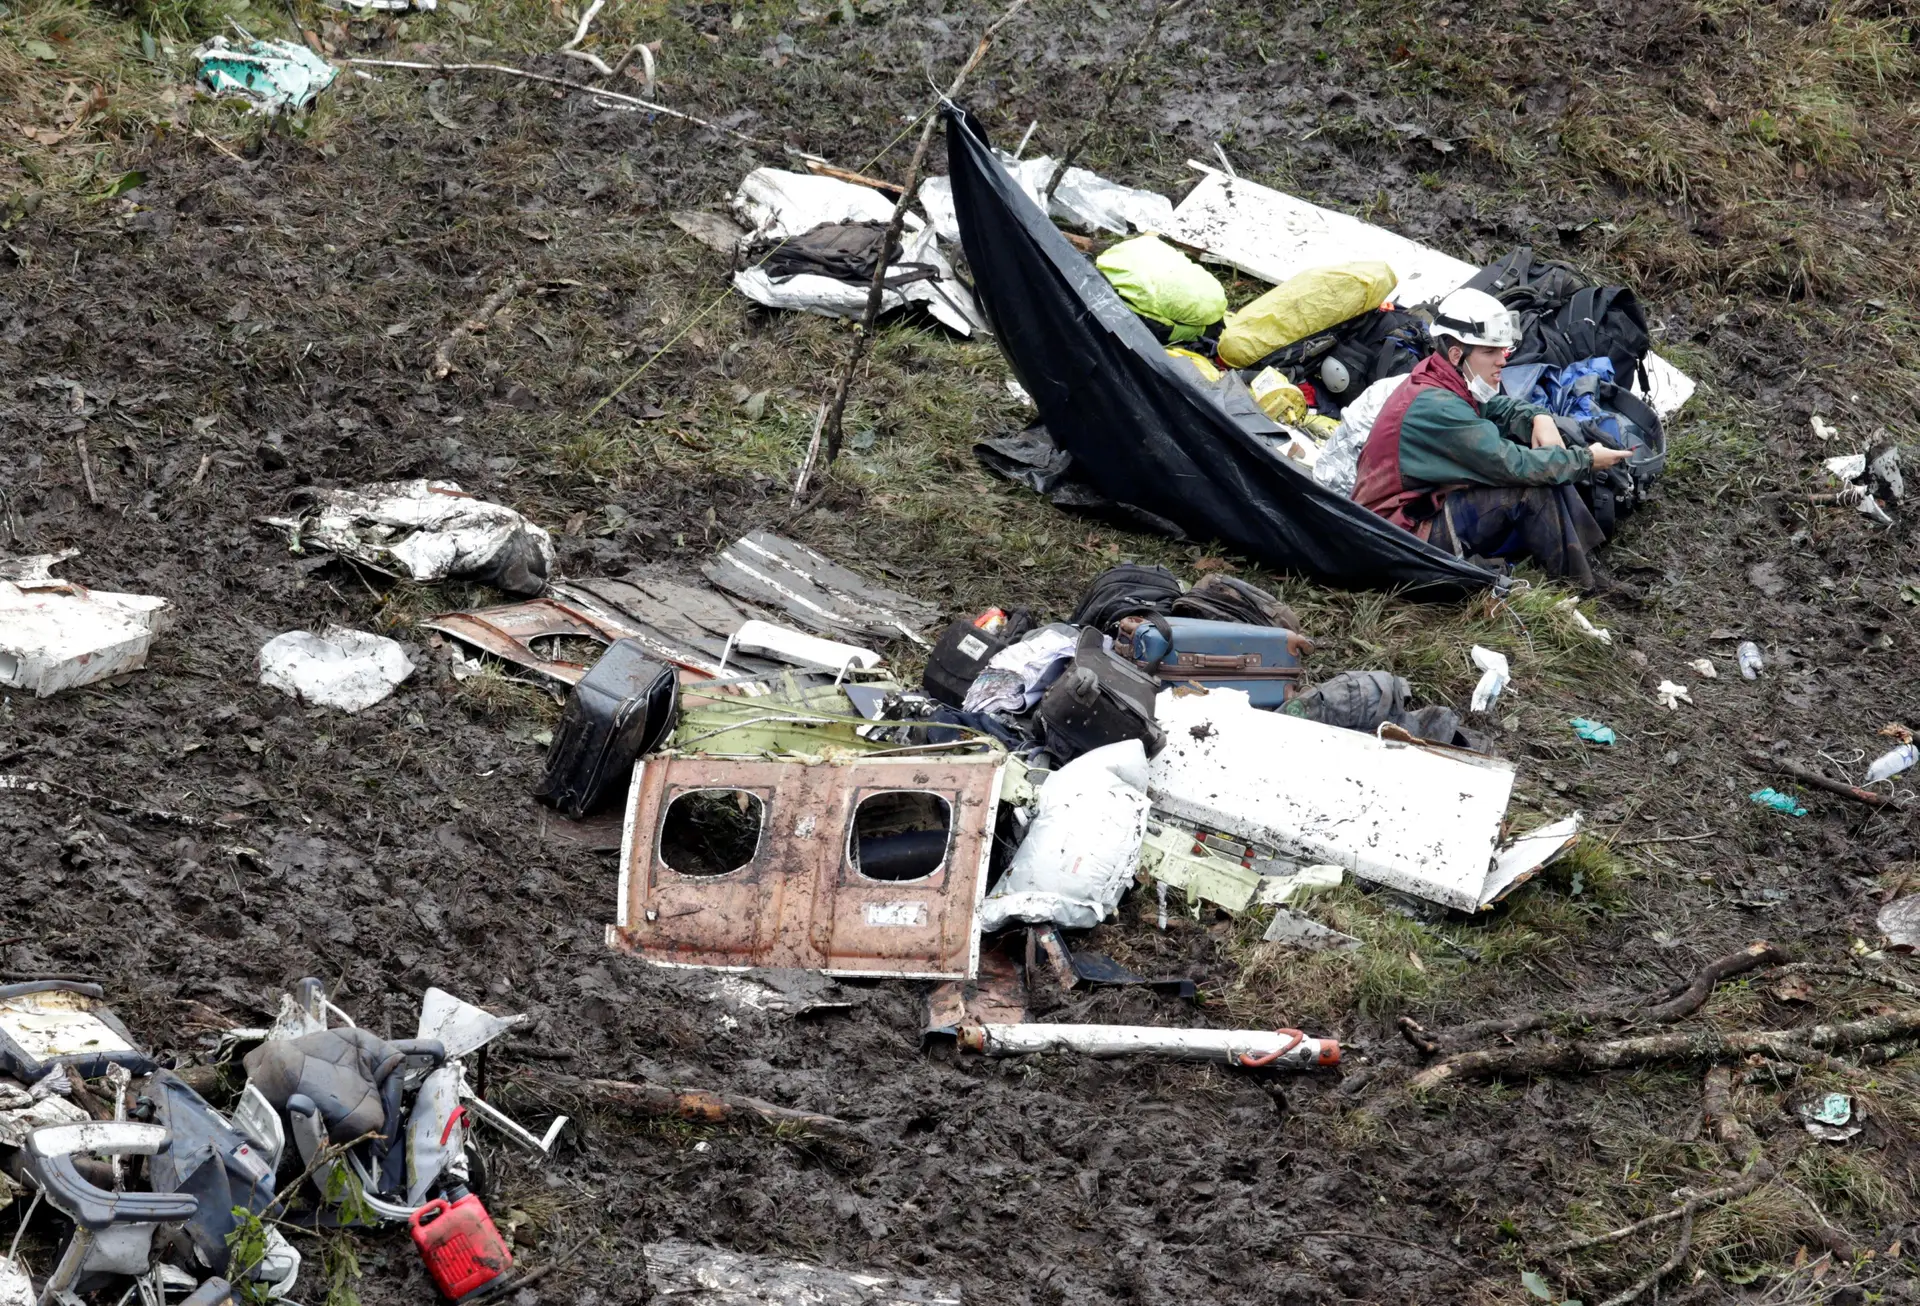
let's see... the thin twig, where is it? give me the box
[431,277,528,380]
[1595,1209,1693,1306]
[1296,1228,1476,1273]
[75,435,100,505]
[1745,751,1903,809]
[818,0,1030,465]
[343,59,819,162]
[557,48,613,75]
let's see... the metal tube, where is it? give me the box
[961,1023,1339,1069]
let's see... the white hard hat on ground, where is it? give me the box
[1432,288,1521,349]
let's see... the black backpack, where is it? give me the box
[1069,563,1184,633]
[1462,247,1652,390]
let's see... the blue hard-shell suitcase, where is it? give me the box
[1125,615,1313,708]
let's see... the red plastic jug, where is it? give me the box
[410,1190,513,1301]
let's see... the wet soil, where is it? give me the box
[4,1,1920,1303]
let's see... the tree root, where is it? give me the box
[430,276,529,380]
[1410,1007,1920,1090]
[1414,941,1785,1062]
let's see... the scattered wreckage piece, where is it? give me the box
[0,983,155,1084]
[1262,909,1361,951]
[1149,687,1581,913]
[1879,896,1920,951]
[732,167,920,242]
[642,1241,962,1306]
[976,741,1150,932]
[959,1022,1340,1069]
[194,37,338,114]
[257,626,414,712]
[611,752,1004,979]
[0,554,169,696]
[261,480,555,596]
[670,677,912,758]
[1161,163,1696,419]
[23,1122,201,1304]
[919,153,1175,241]
[704,532,936,646]
[925,948,1027,1036]
[735,223,989,338]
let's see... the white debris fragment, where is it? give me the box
[1826,452,1868,482]
[194,37,339,115]
[977,740,1151,932]
[0,554,169,696]
[1261,908,1361,951]
[261,480,555,595]
[1555,598,1613,645]
[1656,679,1692,709]
[259,626,415,713]
[1811,415,1840,442]
[732,168,918,242]
[1469,645,1510,713]
[1688,657,1717,678]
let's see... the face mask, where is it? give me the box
[1467,371,1500,404]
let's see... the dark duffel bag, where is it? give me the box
[1035,627,1167,764]
[534,638,679,819]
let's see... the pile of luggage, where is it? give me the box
[919,562,1474,768]
[1087,236,1667,537]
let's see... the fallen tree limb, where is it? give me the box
[1433,942,1782,1052]
[431,277,528,380]
[546,1074,868,1143]
[1769,959,1920,1001]
[1745,752,1903,809]
[1410,1007,1920,1091]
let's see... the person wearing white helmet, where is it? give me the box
[1351,286,1634,590]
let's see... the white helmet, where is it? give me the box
[1432,287,1520,349]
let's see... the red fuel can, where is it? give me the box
[410,1191,513,1301]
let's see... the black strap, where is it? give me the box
[1141,613,1175,677]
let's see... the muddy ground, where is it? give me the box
[4,0,1920,1302]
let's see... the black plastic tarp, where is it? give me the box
[945,108,1497,599]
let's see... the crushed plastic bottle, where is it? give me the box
[1866,744,1919,785]
[1737,641,1764,680]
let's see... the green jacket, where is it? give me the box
[1397,386,1594,489]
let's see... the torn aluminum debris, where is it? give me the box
[704,531,936,646]
[734,222,990,338]
[194,37,339,114]
[1163,164,1696,420]
[262,480,555,596]
[731,167,923,242]
[1148,687,1582,912]
[0,555,168,696]
[611,751,1003,979]
[643,1241,961,1306]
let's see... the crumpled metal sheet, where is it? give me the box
[703,532,936,646]
[262,480,555,596]
[0,554,169,696]
[733,223,989,337]
[611,752,1002,980]
[643,1240,962,1305]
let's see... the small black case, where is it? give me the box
[534,638,679,819]
[921,619,1010,707]
[1034,627,1166,764]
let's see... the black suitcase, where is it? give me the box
[922,618,1011,708]
[534,638,679,818]
[1035,627,1166,764]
